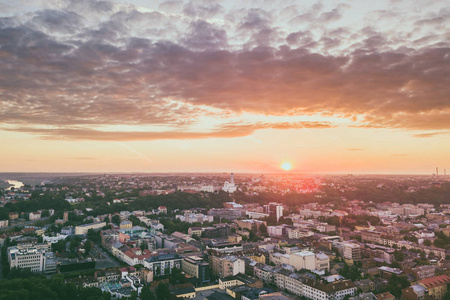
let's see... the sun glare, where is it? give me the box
[281,162,292,171]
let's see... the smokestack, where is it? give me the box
[436,167,439,177]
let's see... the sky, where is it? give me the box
[0,0,449,174]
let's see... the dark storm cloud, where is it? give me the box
[1,1,450,140]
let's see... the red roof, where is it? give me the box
[420,275,450,288]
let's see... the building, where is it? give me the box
[286,228,313,239]
[361,230,382,244]
[188,227,205,237]
[176,213,214,224]
[303,279,357,300]
[9,212,19,220]
[264,202,284,222]
[8,243,53,274]
[144,254,182,277]
[158,206,168,214]
[211,256,245,278]
[376,292,395,300]
[75,222,106,235]
[182,256,210,284]
[246,211,269,219]
[0,220,9,228]
[412,265,435,280]
[355,279,376,293]
[379,266,403,279]
[344,243,361,261]
[236,219,266,232]
[401,285,427,300]
[208,208,245,220]
[171,283,196,298]
[120,221,132,229]
[28,211,41,221]
[219,273,263,290]
[419,275,450,300]
[223,173,237,193]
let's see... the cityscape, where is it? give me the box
[0,172,449,300]
[1,0,450,300]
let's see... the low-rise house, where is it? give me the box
[419,275,450,300]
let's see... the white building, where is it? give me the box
[303,279,356,300]
[0,220,9,228]
[267,225,286,236]
[29,211,41,221]
[223,173,237,193]
[42,234,68,244]
[286,228,313,239]
[175,213,214,224]
[290,251,316,270]
[246,211,269,219]
[144,254,182,277]
[265,202,284,222]
[75,222,106,235]
[8,243,53,273]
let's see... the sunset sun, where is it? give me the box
[281,162,292,171]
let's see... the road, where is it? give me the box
[91,244,119,269]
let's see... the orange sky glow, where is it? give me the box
[0,0,449,174]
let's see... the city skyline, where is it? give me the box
[1,0,449,173]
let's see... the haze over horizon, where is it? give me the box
[1,0,449,174]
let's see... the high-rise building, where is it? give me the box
[264,202,284,222]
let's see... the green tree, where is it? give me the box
[111,215,121,226]
[87,229,101,244]
[156,283,171,300]
[423,239,432,246]
[141,287,156,300]
[259,223,268,237]
[394,250,404,262]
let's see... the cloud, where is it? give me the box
[0,0,450,140]
[412,131,449,138]
[6,121,334,141]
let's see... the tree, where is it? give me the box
[87,229,101,244]
[423,239,432,246]
[170,267,186,284]
[394,250,404,262]
[259,223,268,237]
[434,239,446,248]
[52,239,67,253]
[141,287,156,300]
[111,215,121,226]
[156,283,171,300]
[83,240,92,256]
